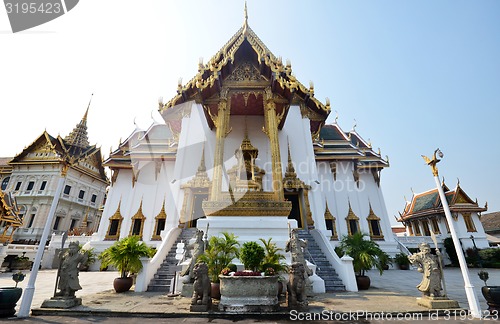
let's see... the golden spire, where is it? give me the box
[64,94,92,149]
[243,1,249,35]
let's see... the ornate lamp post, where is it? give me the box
[422,149,481,318]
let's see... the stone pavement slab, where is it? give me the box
[1,267,499,320]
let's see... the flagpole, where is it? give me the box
[422,149,481,319]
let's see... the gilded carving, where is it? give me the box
[226,62,265,82]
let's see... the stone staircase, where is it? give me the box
[147,227,197,292]
[297,229,345,292]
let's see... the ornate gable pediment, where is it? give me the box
[225,62,268,83]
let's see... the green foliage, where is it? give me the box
[394,253,410,266]
[198,232,239,283]
[98,236,155,278]
[259,238,287,274]
[227,263,238,272]
[479,248,500,268]
[239,241,265,272]
[338,232,386,276]
[79,245,97,270]
[335,246,344,258]
[443,237,458,266]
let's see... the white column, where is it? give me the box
[18,173,66,317]
[434,175,481,318]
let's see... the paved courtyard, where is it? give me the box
[0,267,498,321]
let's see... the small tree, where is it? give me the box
[239,241,265,272]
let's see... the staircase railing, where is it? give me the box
[135,227,181,292]
[309,229,358,292]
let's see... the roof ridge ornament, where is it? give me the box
[243,1,249,36]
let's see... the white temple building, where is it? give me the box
[89,10,398,292]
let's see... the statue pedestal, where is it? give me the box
[417,296,460,309]
[41,297,82,309]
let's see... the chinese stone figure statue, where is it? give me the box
[285,229,312,277]
[41,241,87,308]
[190,262,211,312]
[181,229,205,283]
[56,241,87,298]
[408,242,442,297]
[287,262,308,310]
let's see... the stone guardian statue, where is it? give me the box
[41,241,87,308]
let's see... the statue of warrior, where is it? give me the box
[408,242,443,297]
[55,241,87,298]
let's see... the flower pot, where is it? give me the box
[0,287,22,317]
[113,277,133,293]
[219,275,279,312]
[10,260,32,271]
[356,275,371,290]
[482,286,500,311]
[211,282,221,300]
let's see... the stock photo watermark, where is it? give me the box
[289,309,499,321]
[3,0,79,33]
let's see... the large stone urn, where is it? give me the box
[482,286,500,311]
[219,275,279,312]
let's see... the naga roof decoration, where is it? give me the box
[398,181,487,221]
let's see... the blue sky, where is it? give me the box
[1,0,499,225]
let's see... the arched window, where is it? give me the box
[1,177,10,190]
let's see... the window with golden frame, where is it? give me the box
[151,203,167,241]
[324,204,337,240]
[105,202,123,240]
[462,212,477,232]
[367,206,384,240]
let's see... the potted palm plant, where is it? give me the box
[394,252,410,270]
[259,238,288,295]
[337,232,386,290]
[198,232,239,299]
[98,235,155,293]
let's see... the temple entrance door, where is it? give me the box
[188,193,207,228]
[285,193,303,228]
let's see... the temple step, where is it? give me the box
[297,229,346,292]
[147,227,197,292]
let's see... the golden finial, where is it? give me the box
[421,148,443,177]
[378,147,381,155]
[158,97,164,110]
[442,176,445,186]
[83,93,93,122]
[286,59,292,69]
[457,177,460,187]
[325,97,330,109]
[243,1,248,35]
[334,110,339,123]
